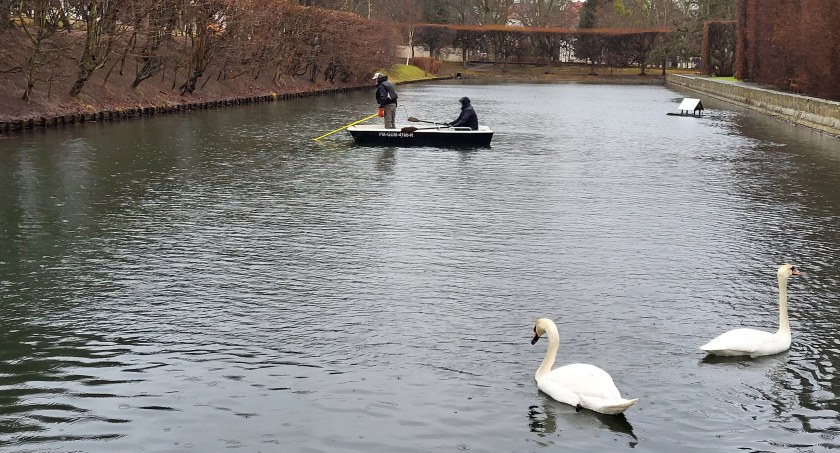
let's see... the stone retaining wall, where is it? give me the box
[667,74,840,138]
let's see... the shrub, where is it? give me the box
[410,57,441,75]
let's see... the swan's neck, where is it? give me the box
[536,326,559,380]
[777,276,790,334]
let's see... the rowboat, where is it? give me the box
[346,124,494,147]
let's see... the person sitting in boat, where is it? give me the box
[445,97,479,130]
[373,72,398,129]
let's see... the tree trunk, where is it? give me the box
[21,36,44,103]
[69,2,112,97]
[406,26,414,66]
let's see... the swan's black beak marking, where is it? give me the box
[531,333,540,345]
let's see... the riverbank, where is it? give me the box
[0,62,444,134]
[0,61,680,134]
[6,61,838,139]
[666,74,840,139]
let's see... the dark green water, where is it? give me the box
[2,81,840,452]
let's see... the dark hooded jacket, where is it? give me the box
[375,75,398,107]
[449,97,478,130]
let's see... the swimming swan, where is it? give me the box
[531,318,638,415]
[700,263,800,357]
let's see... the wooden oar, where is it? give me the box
[407,117,446,125]
[314,112,379,141]
[401,125,452,133]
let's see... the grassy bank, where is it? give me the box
[381,64,441,83]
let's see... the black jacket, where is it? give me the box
[375,76,398,107]
[450,97,478,130]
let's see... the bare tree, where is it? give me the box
[603,30,662,74]
[574,0,607,74]
[174,0,232,95]
[581,0,675,74]
[414,24,455,59]
[1,0,16,30]
[274,4,321,82]
[14,0,67,102]
[388,0,423,64]
[452,28,482,67]
[667,0,735,66]
[511,0,574,65]
[442,0,482,65]
[512,0,569,27]
[700,20,735,76]
[67,0,120,97]
[128,0,180,89]
[474,0,514,62]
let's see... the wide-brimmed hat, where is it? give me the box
[372,72,384,80]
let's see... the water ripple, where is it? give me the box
[1,82,840,452]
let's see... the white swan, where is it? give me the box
[531,318,638,415]
[700,263,801,357]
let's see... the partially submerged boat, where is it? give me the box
[347,124,494,147]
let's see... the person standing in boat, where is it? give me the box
[373,72,398,129]
[445,97,478,130]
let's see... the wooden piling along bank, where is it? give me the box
[0,81,441,134]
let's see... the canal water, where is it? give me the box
[1,81,839,452]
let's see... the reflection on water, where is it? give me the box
[528,395,637,443]
[1,82,840,452]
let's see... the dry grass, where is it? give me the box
[382,64,439,83]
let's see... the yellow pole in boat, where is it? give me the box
[313,113,379,141]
